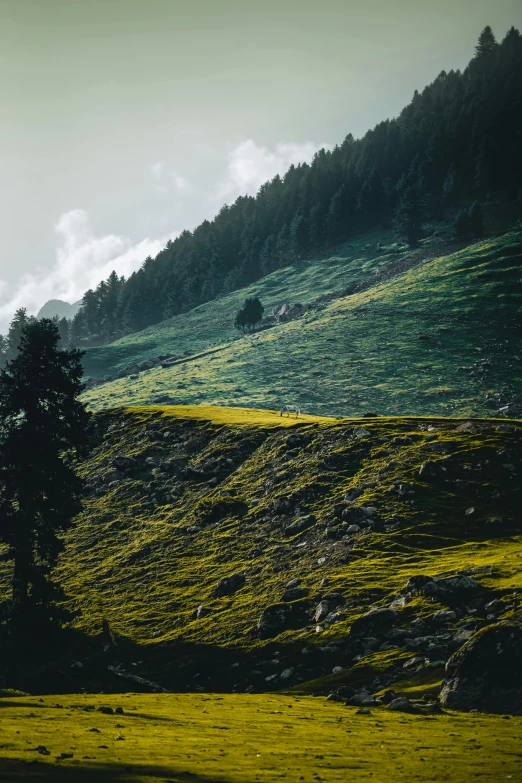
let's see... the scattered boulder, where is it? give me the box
[349,607,398,640]
[484,599,505,614]
[431,609,457,623]
[214,573,246,598]
[387,697,419,714]
[284,515,315,536]
[440,623,522,714]
[422,576,480,605]
[281,587,308,602]
[257,601,309,637]
[112,455,138,471]
[314,601,330,623]
[327,692,344,702]
[407,574,480,605]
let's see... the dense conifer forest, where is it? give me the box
[6,26,522,352]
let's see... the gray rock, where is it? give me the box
[413,575,480,605]
[257,602,309,637]
[387,697,418,713]
[286,577,301,589]
[314,600,330,623]
[484,599,504,614]
[350,607,398,639]
[214,573,246,598]
[327,692,344,702]
[440,623,522,714]
[112,455,138,470]
[284,515,315,536]
[282,587,308,602]
[432,609,457,623]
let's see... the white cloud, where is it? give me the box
[150,162,191,196]
[214,139,330,203]
[0,209,177,332]
[171,171,191,192]
[150,161,165,181]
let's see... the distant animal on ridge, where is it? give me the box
[280,404,300,418]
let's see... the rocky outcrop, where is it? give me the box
[440,623,522,714]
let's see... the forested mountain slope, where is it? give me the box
[63,26,522,349]
[82,228,522,419]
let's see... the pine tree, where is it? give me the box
[441,162,461,207]
[453,209,472,242]
[0,336,7,369]
[393,186,426,247]
[260,235,276,276]
[56,317,70,347]
[6,308,33,362]
[468,201,484,238]
[0,319,90,614]
[475,26,497,59]
[288,214,308,260]
[326,185,347,247]
[308,203,326,251]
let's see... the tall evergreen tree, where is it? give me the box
[288,214,308,260]
[475,26,497,59]
[469,201,484,239]
[393,185,426,247]
[326,185,347,247]
[453,208,472,242]
[0,319,90,612]
[6,308,33,362]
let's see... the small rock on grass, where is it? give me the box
[387,697,420,714]
[327,693,344,702]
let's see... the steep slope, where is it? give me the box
[2,405,519,698]
[82,228,522,419]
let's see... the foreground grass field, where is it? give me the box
[82,229,522,419]
[1,693,521,782]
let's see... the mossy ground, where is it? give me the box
[1,405,519,698]
[1,693,521,782]
[82,229,522,418]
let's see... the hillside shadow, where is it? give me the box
[0,757,231,782]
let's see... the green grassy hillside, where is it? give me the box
[2,405,520,701]
[1,692,521,782]
[82,228,522,419]
[81,228,413,378]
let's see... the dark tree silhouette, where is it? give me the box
[469,201,484,238]
[0,319,90,615]
[393,186,426,247]
[234,297,264,332]
[475,25,497,58]
[453,209,473,242]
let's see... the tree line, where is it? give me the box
[6,26,522,352]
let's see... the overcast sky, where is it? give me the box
[0,0,520,330]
